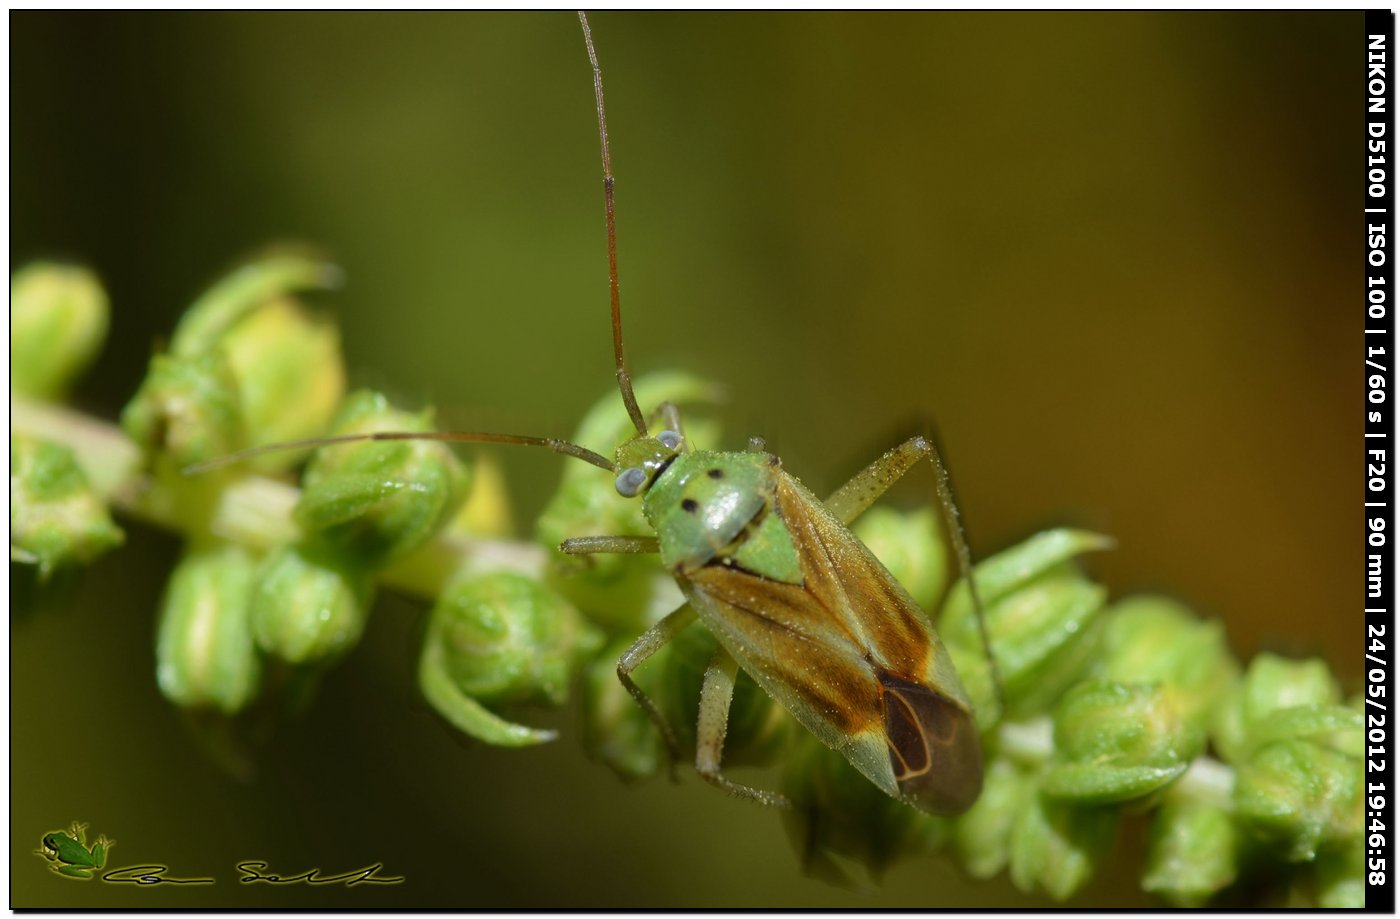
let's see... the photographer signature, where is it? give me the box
[100,862,402,887]
[38,823,405,888]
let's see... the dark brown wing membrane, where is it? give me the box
[879,670,983,815]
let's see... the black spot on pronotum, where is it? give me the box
[681,498,699,513]
[707,468,724,479]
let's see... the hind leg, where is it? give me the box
[822,434,1002,706]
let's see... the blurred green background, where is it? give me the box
[12,11,1359,907]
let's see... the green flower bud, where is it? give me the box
[953,757,1036,879]
[10,435,124,578]
[536,371,722,631]
[581,634,668,781]
[1098,596,1239,732]
[418,571,602,746]
[168,250,341,358]
[781,733,943,884]
[941,529,1113,721]
[250,545,373,666]
[218,297,346,473]
[120,352,244,468]
[296,390,469,568]
[1045,680,1204,804]
[1316,837,1365,908]
[155,544,261,713]
[1213,653,1341,764]
[1142,761,1240,906]
[853,506,946,612]
[1247,704,1364,760]
[1234,738,1363,862]
[11,262,109,398]
[1008,789,1117,901]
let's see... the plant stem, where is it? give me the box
[11,395,548,598]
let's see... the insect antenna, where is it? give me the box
[183,429,615,476]
[186,20,649,482]
[578,11,649,439]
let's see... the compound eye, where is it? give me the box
[656,429,683,451]
[615,466,648,498]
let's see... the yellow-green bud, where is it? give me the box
[446,451,515,539]
[953,757,1035,879]
[120,352,244,468]
[1008,790,1117,901]
[536,371,722,631]
[941,529,1113,721]
[296,390,469,568]
[168,250,341,358]
[219,297,346,473]
[1235,738,1362,862]
[251,545,373,666]
[1142,762,1240,906]
[10,435,124,578]
[1246,704,1364,760]
[155,544,262,714]
[418,571,601,746]
[11,262,109,398]
[1098,596,1239,732]
[1213,653,1342,764]
[1045,680,1204,804]
[854,506,946,612]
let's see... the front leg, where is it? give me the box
[560,535,659,555]
[616,603,697,768]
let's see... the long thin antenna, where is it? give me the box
[578,11,648,438]
[183,429,616,476]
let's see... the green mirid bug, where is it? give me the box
[207,11,1002,816]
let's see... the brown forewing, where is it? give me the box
[682,474,938,739]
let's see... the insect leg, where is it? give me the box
[559,535,659,555]
[617,603,697,768]
[694,649,792,809]
[823,435,1004,709]
[823,437,929,525]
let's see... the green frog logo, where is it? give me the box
[35,822,111,879]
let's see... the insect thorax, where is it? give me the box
[642,450,799,581]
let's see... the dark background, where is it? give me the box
[12,11,1358,907]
